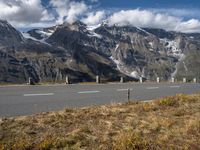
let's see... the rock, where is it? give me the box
[0,20,200,83]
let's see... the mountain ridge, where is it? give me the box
[0,20,200,83]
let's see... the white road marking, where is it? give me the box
[78,91,100,94]
[146,87,159,90]
[23,93,54,97]
[170,86,181,88]
[117,88,133,91]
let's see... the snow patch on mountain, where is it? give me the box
[22,32,50,45]
[160,38,183,57]
[160,38,186,78]
[88,31,102,38]
[136,27,151,35]
[171,54,185,77]
[115,44,119,51]
[87,24,102,38]
[110,56,140,78]
[35,29,54,39]
[87,24,101,31]
[130,71,140,78]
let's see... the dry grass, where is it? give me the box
[0,93,200,150]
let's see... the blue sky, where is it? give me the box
[0,0,200,33]
[42,0,200,9]
[94,0,200,9]
[41,0,200,20]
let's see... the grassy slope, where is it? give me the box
[0,94,200,150]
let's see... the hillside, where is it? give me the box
[0,93,200,149]
[0,20,200,83]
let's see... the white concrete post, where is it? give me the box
[139,77,143,83]
[96,75,100,84]
[157,77,160,83]
[171,78,175,83]
[66,76,70,84]
[193,78,197,83]
[120,77,124,83]
[28,77,31,85]
[183,78,187,83]
[27,77,34,85]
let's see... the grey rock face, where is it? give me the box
[0,20,200,83]
[0,20,23,48]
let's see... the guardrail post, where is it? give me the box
[96,75,100,84]
[193,78,197,83]
[139,77,143,83]
[171,78,175,83]
[66,76,70,84]
[183,78,187,83]
[157,77,160,83]
[120,77,124,83]
[28,77,31,85]
[27,77,32,85]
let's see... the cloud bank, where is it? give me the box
[108,9,200,33]
[0,0,200,33]
[0,0,54,27]
[82,11,106,25]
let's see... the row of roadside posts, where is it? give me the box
[140,77,198,83]
[27,76,198,85]
[66,76,198,84]
[27,76,198,103]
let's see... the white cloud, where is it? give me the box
[67,1,88,23]
[82,11,105,25]
[108,9,200,33]
[150,8,200,19]
[50,0,88,24]
[0,1,200,33]
[0,0,53,27]
[176,19,200,33]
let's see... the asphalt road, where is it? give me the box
[0,82,200,117]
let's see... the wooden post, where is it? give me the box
[127,88,130,102]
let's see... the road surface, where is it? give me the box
[0,82,200,117]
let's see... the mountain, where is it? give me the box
[0,20,126,83]
[0,20,200,83]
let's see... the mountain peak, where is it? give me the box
[0,19,23,46]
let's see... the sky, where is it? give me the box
[0,0,200,33]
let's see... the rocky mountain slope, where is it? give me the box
[0,20,199,83]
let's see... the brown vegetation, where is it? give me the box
[0,93,200,150]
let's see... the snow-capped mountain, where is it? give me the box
[0,20,200,83]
